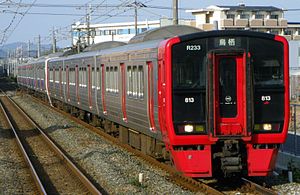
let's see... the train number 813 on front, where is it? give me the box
[158,30,289,177]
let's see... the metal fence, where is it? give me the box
[280,104,300,156]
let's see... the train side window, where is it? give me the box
[83,67,87,86]
[114,66,119,93]
[138,65,144,99]
[127,66,133,97]
[106,67,110,92]
[79,68,81,86]
[53,68,56,83]
[91,66,95,89]
[49,68,53,82]
[96,67,100,90]
[63,67,66,84]
[133,66,138,98]
[55,68,59,83]
[110,66,114,93]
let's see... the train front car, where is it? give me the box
[158,30,289,177]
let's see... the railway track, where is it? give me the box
[240,177,278,195]
[26,93,224,194]
[17,91,280,195]
[0,92,103,194]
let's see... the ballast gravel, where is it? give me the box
[13,95,196,194]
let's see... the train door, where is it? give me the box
[213,53,247,136]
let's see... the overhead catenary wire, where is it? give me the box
[0,0,37,47]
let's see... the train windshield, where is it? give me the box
[172,39,207,90]
[171,35,285,135]
[249,38,284,87]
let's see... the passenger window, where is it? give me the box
[127,66,132,96]
[110,66,114,93]
[114,66,118,93]
[133,66,138,98]
[106,67,110,92]
[138,66,144,99]
[96,67,100,90]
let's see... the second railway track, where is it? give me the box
[0,93,103,194]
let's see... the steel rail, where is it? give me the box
[28,93,224,195]
[2,93,102,195]
[241,177,278,195]
[0,98,47,195]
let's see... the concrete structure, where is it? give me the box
[71,18,195,46]
[186,4,300,41]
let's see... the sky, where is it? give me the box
[0,0,299,48]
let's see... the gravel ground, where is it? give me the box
[13,94,196,195]
[273,183,300,195]
[13,94,300,194]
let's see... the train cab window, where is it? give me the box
[127,66,133,96]
[250,38,284,87]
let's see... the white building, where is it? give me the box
[72,18,195,46]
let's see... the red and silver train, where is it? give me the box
[17,25,289,177]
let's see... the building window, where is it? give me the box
[227,14,235,20]
[205,14,210,23]
[255,14,264,19]
[284,30,292,35]
[270,15,279,19]
[240,14,250,19]
[270,30,279,35]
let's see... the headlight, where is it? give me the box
[184,125,194,132]
[263,124,272,131]
[254,123,281,131]
[176,124,205,134]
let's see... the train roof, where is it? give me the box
[128,25,202,44]
[83,41,127,52]
[177,30,278,42]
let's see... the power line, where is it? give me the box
[0,0,37,46]
[0,2,192,10]
[1,10,134,17]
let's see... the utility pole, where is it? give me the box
[134,0,138,35]
[28,40,31,58]
[37,35,41,58]
[52,27,56,53]
[173,0,178,25]
[86,4,91,46]
[71,24,74,47]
